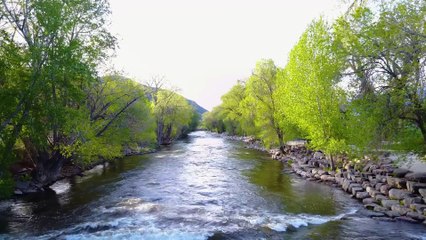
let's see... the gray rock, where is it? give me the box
[388,188,410,200]
[356,191,370,199]
[374,206,388,212]
[405,172,426,183]
[374,194,388,203]
[375,183,383,191]
[392,168,411,178]
[352,187,364,195]
[406,211,425,221]
[313,151,324,159]
[381,199,400,209]
[410,203,426,213]
[365,203,380,210]
[419,188,426,198]
[363,198,376,205]
[14,189,23,195]
[380,184,389,195]
[391,205,410,215]
[406,181,426,194]
[394,178,407,189]
[402,197,423,207]
[386,176,397,188]
[385,210,401,218]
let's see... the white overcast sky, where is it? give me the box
[108,0,347,111]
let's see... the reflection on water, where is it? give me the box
[0,131,425,239]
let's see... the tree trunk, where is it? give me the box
[329,154,336,171]
[33,150,66,186]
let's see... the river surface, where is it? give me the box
[1,131,426,239]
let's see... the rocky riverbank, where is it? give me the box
[271,145,426,224]
[219,133,426,225]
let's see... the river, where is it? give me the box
[1,131,426,239]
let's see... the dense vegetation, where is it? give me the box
[0,0,198,198]
[203,0,426,168]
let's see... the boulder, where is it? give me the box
[375,183,383,191]
[419,188,426,198]
[363,198,376,205]
[385,210,401,218]
[388,189,410,200]
[405,172,426,183]
[381,199,400,209]
[391,205,410,215]
[394,178,407,189]
[352,187,364,195]
[406,211,425,221]
[380,184,390,195]
[374,206,388,212]
[392,168,411,178]
[402,197,423,207]
[386,176,397,188]
[375,194,388,203]
[410,203,426,213]
[406,181,426,194]
[365,203,380,211]
[356,191,370,199]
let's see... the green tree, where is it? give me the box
[0,0,116,189]
[276,19,346,169]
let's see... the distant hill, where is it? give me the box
[187,99,208,115]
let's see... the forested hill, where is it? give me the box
[187,99,208,115]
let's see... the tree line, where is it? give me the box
[203,0,426,169]
[0,0,198,198]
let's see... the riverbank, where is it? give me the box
[219,133,426,225]
[12,147,158,196]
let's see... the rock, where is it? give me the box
[365,203,380,210]
[391,205,410,215]
[356,191,370,199]
[419,188,426,198]
[14,189,23,195]
[313,151,325,159]
[406,181,426,194]
[392,168,411,178]
[410,204,426,213]
[363,198,376,205]
[374,206,388,212]
[406,211,426,221]
[405,172,426,183]
[402,197,423,207]
[386,176,397,188]
[375,183,383,191]
[380,184,389,195]
[352,187,364,195]
[385,210,401,218]
[374,194,388,203]
[317,169,327,176]
[381,199,400,209]
[394,178,407,189]
[396,216,419,223]
[388,188,410,200]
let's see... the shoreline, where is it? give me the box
[220,133,426,225]
[11,147,158,197]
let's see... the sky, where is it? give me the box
[108,0,347,111]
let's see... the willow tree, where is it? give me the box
[0,0,116,189]
[244,59,288,151]
[153,90,194,145]
[276,19,345,169]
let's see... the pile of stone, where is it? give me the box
[272,145,426,224]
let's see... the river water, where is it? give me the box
[1,131,426,239]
